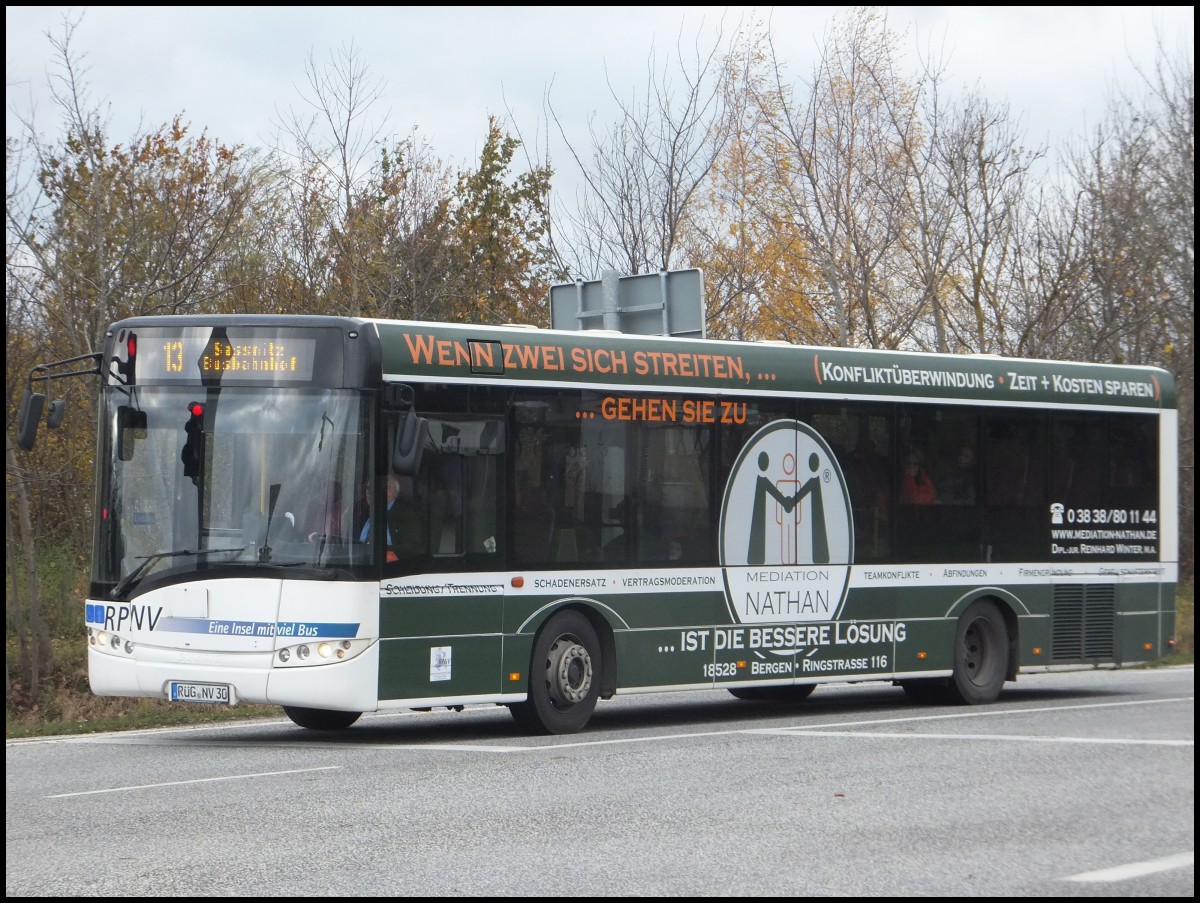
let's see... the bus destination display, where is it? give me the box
[141,334,317,382]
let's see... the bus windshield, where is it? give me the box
[95,384,374,591]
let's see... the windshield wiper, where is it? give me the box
[112,546,245,598]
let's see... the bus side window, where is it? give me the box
[637,419,712,564]
[982,412,1047,562]
[811,405,892,562]
[1106,413,1156,508]
[985,418,1039,505]
[1053,415,1104,507]
[425,460,463,556]
[514,485,555,562]
[511,393,576,567]
[419,416,505,563]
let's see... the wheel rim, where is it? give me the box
[546,635,593,707]
[960,617,998,688]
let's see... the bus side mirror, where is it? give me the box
[391,409,427,477]
[16,389,46,451]
[47,399,66,429]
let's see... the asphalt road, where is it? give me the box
[6,666,1194,896]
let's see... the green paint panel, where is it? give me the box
[501,632,535,683]
[836,585,898,621]
[372,576,1175,701]
[380,594,502,638]
[895,618,955,673]
[1017,614,1054,668]
[378,634,503,700]
[1118,611,1163,663]
[614,628,714,688]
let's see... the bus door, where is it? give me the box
[377,412,508,703]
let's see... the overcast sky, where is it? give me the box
[6,6,1194,182]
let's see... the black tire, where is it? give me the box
[945,599,1008,705]
[509,610,601,735]
[283,706,362,730]
[728,684,816,702]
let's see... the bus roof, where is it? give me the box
[101,314,1174,410]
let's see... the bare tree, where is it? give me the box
[994,185,1091,360]
[680,16,824,342]
[547,19,734,279]
[274,42,389,316]
[755,8,919,348]
[938,93,1045,354]
[879,52,962,353]
[356,132,457,321]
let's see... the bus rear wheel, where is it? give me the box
[946,599,1008,705]
[510,610,600,735]
[283,706,361,730]
[728,685,816,702]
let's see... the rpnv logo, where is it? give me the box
[719,420,854,624]
[85,602,161,631]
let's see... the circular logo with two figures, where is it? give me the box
[719,420,854,624]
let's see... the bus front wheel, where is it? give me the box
[283,706,361,730]
[946,599,1008,705]
[510,610,601,735]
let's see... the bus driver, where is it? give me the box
[360,474,426,562]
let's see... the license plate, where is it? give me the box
[168,681,233,704]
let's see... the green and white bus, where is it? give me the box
[18,315,1179,733]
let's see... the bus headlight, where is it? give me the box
[275,638,371,667]
[88,628,135,657]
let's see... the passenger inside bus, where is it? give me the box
[901,451,937,504]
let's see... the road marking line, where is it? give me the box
[46,765,341,798]
[1065,851,1194,882]
[749,729,1192,746]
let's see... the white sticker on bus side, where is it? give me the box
[430,645,452,681]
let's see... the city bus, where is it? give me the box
[17,315,1178,734]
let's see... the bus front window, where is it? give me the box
[95,385,374,592]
